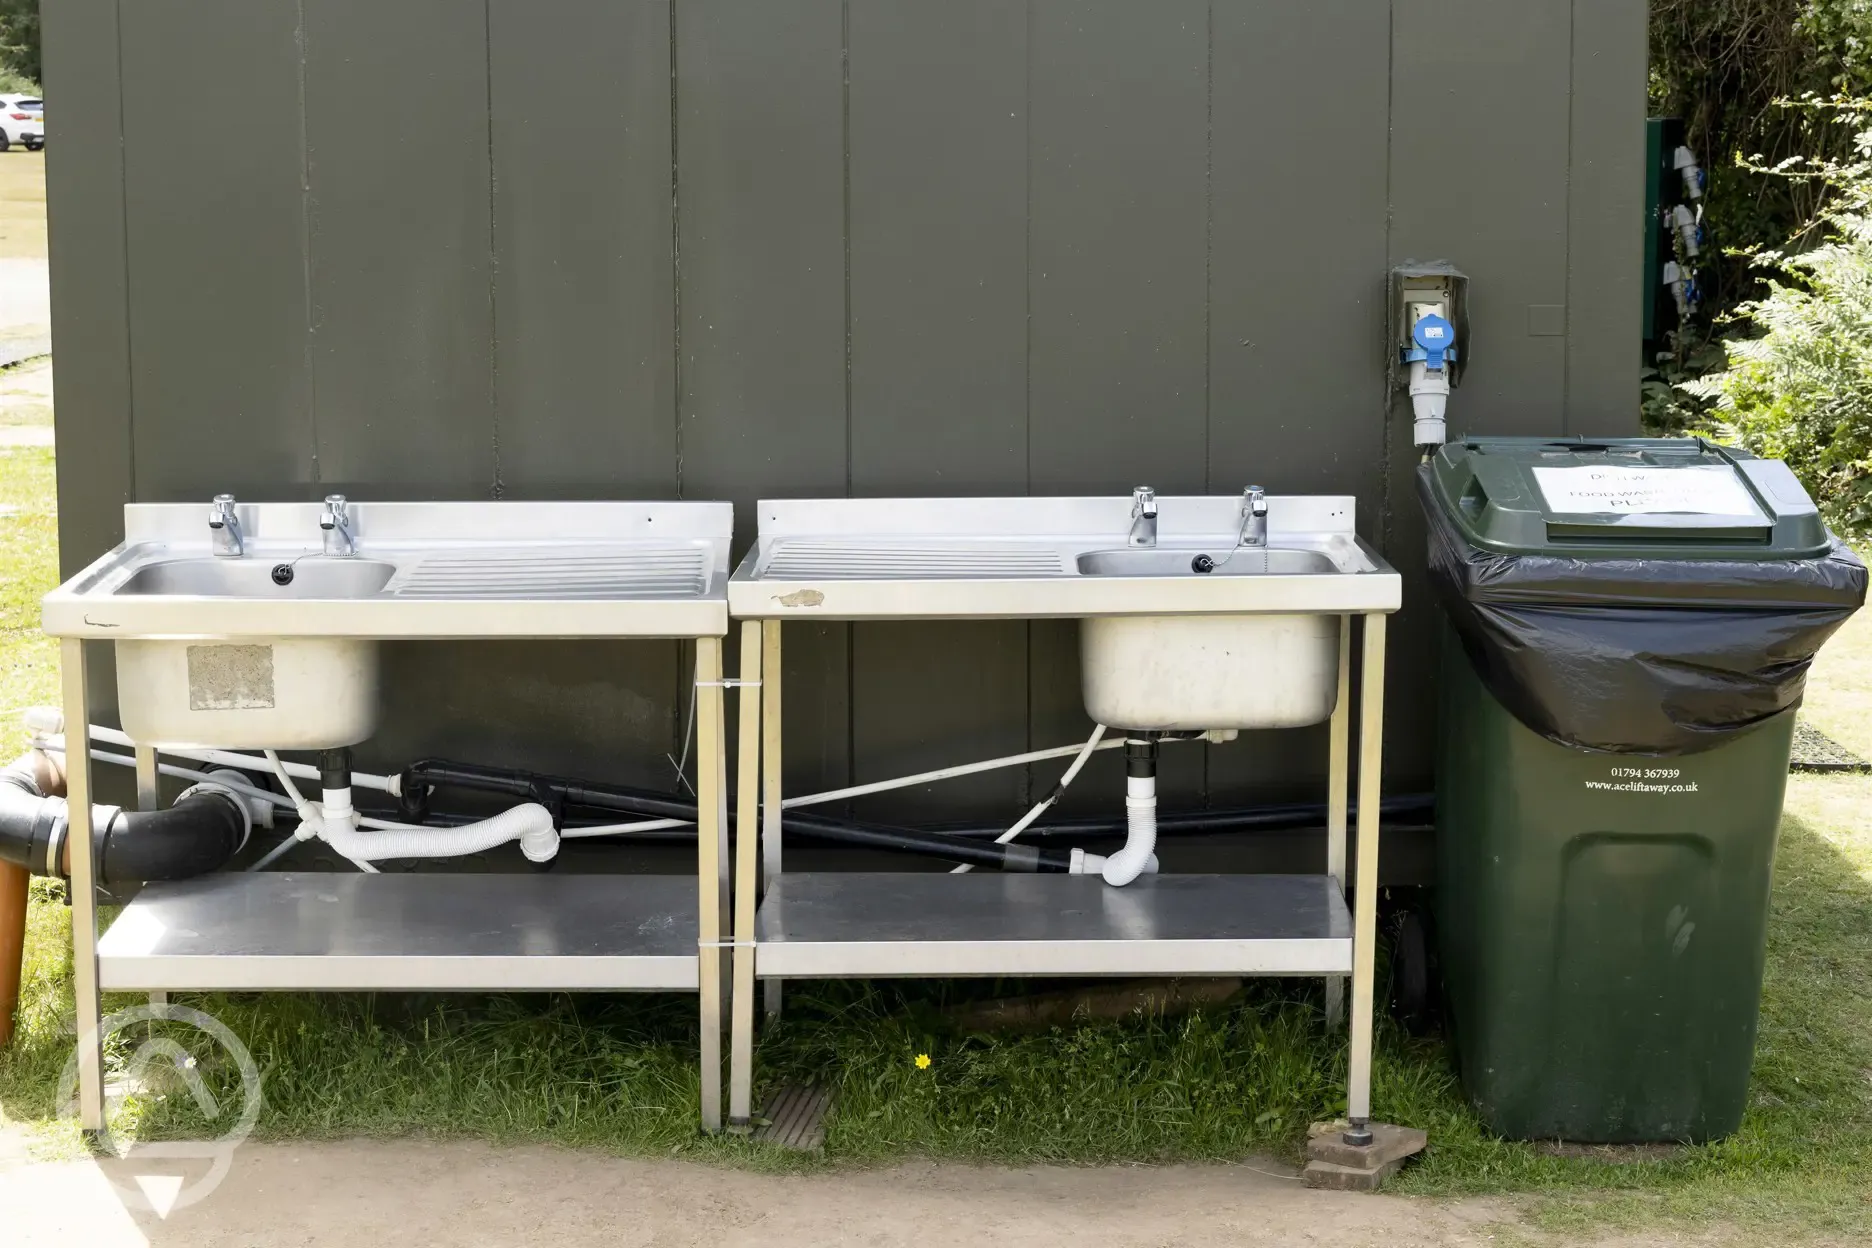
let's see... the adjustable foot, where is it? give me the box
[1304,1120,1427,1191]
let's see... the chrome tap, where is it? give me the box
[1127,487,1158,548]
[319,494,357,557]
[208,494,244,557]
[1238,485,1269,547]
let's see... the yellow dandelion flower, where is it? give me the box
[914,1053,932,1070]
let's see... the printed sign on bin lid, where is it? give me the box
[1422,438,1832,558]
[1532,464,1766,521]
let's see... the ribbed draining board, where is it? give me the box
[384,546,709,599]
[761,540,1065,580]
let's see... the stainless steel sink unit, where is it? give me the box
[43,498,739,1132]
[722,492,1400,1135]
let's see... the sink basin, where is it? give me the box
[1080,611,1339,731]
[728,494,1400,734]
[116,636,383,749]
[1075,547,1337,577]
[45,500,735,750]
[120,557,397,598]
[113,555,398,747]
[1074,546,1344,730]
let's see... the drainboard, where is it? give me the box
[386,547,708,599]
[761,540,1065,580]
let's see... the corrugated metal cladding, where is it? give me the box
[44,0,1644,816]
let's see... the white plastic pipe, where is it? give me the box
[953,725,1107,874]
[263,752,378,873]
[561,816,691,839]
[67,719,400,795]
[1101,771,1159,887]
[310,786,559,865]
[781,738,1128,810]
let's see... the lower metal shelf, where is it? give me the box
[754,872,1351,979]
[97,872,701,993]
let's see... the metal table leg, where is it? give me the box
[693,637,728,1132]
[1324,613,1352,1029]
[135,745,159,812]
[62,639,106,1137]
[1344,613,1386,1145]
[728,622,762,1130]
[135,745,165,1010]
[761,620,783,1017]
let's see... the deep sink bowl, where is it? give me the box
[1077,547,1341,731]
[114,560,398,748]
[116,636,382,750]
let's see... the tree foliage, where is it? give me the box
[0,0,34,90]
[1688,103,1872,539]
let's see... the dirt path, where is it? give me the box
[0,1133,1686,1248]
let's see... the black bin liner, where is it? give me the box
[1418,467,1869,755]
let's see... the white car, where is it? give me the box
[0,95,43,152]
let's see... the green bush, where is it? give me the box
[1690,105,1872,539]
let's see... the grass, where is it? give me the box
[2,408,1869,1238]
[0,437,57,747]
[0,148,45,261]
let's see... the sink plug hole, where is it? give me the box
[270,563,295,587]
[1191,554,1215,574]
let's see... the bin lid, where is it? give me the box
[1424,437,1831,558]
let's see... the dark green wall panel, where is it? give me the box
[848,0,1028,496]
[675,0,847,518]
[120,0,314,502]
[489,0,677,498]
[47,0,1651,814]
[1027,0,1211,497]
[44,0,133,576]
[846,2,1031,812]
[1568,0,1648,428]
[303,0,495,495]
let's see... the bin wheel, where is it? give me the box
[1387,907,1438,1036]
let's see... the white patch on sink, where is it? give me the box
[186,644,277,711]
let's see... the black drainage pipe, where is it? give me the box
[401,758,1074,871]
[404,756,1434,846]
[0,753,249,885]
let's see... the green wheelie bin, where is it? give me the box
[1419,437,1866,1142]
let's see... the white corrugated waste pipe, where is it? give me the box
[263,751,557,866]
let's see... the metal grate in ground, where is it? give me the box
[750,1083,830,1152]
[1791,721,1871,774]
